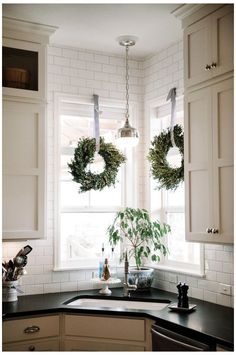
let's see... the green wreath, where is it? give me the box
[147,124,184,191]
[68,137,126,193]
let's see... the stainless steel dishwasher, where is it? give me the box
[151,325,211,351]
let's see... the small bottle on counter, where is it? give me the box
[98,243,105,279]
[101,258,111,281]
[109,246,117,279]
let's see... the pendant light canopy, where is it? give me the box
[116,36,139,149]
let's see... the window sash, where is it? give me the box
[146,96,203,274]
[54,93,137,270]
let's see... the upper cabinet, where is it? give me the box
[2,17,56,101]
[3,38,46,100]
[175,4,234,244]
[184,5,233,88]
[2,18,57,241]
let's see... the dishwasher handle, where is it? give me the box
[151,325,211,351]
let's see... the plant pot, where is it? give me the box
[128,267,154,291]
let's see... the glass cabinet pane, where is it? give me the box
[3,47,38,91]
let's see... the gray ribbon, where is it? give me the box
[166,88,176,147]
[93,94,100,152]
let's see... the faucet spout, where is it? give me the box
[123,252,137,297]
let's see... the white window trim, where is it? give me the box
[144,96,205,277]
[53,92,139,271]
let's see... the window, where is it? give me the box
[54,95,136,270]
[148,97,203,274]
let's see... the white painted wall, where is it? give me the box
[2,41,234,307]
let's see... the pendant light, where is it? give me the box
[116,36,139,149]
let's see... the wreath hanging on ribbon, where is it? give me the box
[147,124,184,191]
[68,136,126,193]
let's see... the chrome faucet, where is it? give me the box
[123,252,137,297]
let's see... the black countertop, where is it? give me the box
[2,287,234,349]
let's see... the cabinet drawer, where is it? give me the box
[3,338,60,351]
[65,314,145,341]
[64,338,145,351]
[3,315,60,343]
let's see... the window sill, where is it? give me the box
[146,264,205,278]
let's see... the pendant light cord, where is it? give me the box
[125,45,130,123]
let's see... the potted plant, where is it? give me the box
[107,207,171,291]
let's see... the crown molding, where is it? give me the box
[3,17,58,44]
[172,4,224,28]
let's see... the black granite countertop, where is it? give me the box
[2,287,234,349]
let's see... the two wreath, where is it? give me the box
[69,125,184,193]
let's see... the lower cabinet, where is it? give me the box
[2,314,60,352]
[62,314,154,351]
[2,313,154,352]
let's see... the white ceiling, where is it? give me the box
[3,4,183,59]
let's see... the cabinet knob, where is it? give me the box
[28,345,35,351]
[24,325,40,334]
[205,64,211,71]
[212,228,219,234]
[206,228,212,233]
[210,62,217,69]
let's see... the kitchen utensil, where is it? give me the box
[15,267,27,280]
[15,245,32,257]
[6,260,14,281]
[13,256,25,268]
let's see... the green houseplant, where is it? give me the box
[107,207,171,290]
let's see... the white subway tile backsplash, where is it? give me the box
[204,290,217,303]
[61,281,78,292]
[78,51,94,61]
[216,294,232,307]
[190,287,204,300]
[48,46,62,56]
[44,283,61,294]
[52,271,69,283]
[94,54,109,64]
[103,64,117,74]
[216,272,231,284]
[54,56,70,67]
[70,59,87,69]
[25,285,44,295]
[62,48,78,59]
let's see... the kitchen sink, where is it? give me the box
[64,297,169,311]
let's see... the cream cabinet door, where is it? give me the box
[2,100,46,240]
[211,6,234,79]
[184,5,233,88]
[184,87,213,242]
[212,78,234,243]
[185,78,233,244]
[184,16,212,87]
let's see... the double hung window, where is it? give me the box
[149,98,202,274]
[55,95,135,269]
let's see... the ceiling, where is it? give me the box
[3,3,183,59]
